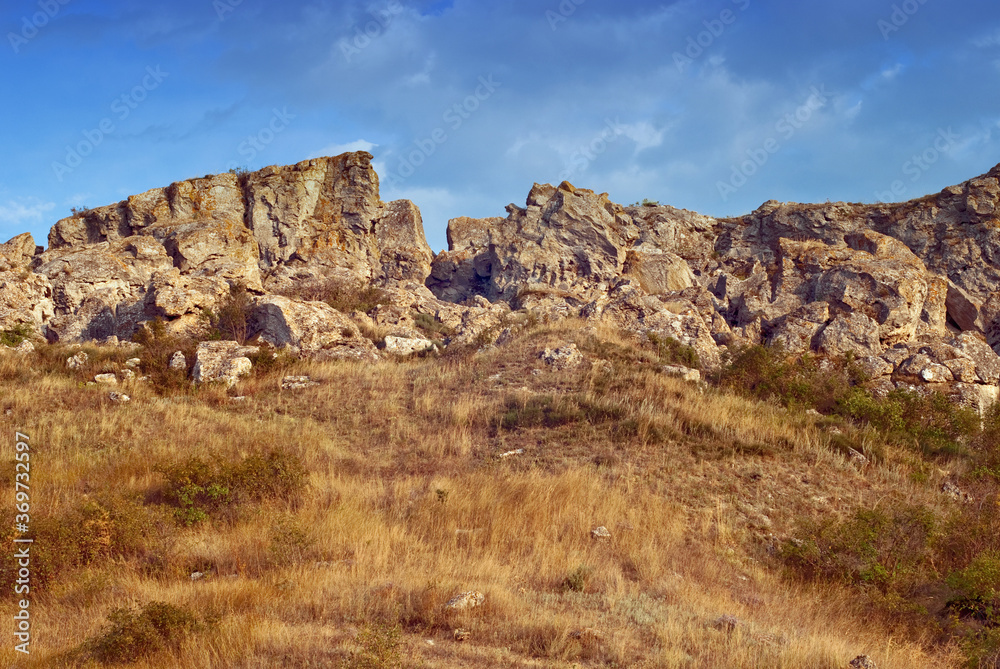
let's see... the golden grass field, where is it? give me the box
[0,319,996,668]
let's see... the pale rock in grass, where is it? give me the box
[445,591,485,610]
[108,391,130,404]
[94,373,117,385]
[168,351,187,370]
[383,335,435,356]
[849,655,877,669]
[539,343,583,370]
[192,341,259,387]
[125,357,141,368]
[660,365,701,382]
[13,340,34,355]
[66,351,88,369]
[591,526,612,539]
[281,375,319,390]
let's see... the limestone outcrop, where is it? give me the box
[2,151,999,410]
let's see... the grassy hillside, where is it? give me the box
[1,320,998,667]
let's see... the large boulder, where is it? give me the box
[249,295,378,362]
[192,341,259,386]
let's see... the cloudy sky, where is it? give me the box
[1,0,998,251]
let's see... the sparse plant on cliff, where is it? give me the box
[203,282,254,344]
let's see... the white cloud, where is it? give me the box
[881,63,904,80]
[0,197,56,229]
[311,139,378,158]
[619,121,667,153]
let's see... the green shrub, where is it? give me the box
[158,449,307,525]
[203,282,254,344]
[947,550,1000,626]
[84,601,201,663]
[499,394,625,431]
[561,565,591,593]
[412,311,453,340]
[647,333,700,369]
[782,505,937,595]
[343,620,403,669]
[0,323,33,347]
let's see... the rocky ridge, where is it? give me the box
[3,152,1000,411]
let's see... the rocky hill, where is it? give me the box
[2,152,1000,411]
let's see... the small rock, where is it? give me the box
[660,364,701,382]
[942,481,972,503]
[425,639,435,646]
[190,571,204,581]
[445,591,485,610]
[530,368,543,376]
[230,396,247,402]
[125,358,141,368]
[591,526,611,539]
[281,375,320,390]
[108,392,130,404]
[453,629,470,642]
[712,614,741,632]
[848,449,869,467]
[849,656,877,669]
[67,351,88,369]
[94,373,117,385]
[13,340,34,355]
[805,409,821,416]
[498,448,525,459]
[539,344,583,370]
[120,368,135,381]
[168,351,187,371]
[384,335,435,356]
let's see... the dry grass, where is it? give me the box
[0,321,980,667]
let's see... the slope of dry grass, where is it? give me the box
[0,319,994,667]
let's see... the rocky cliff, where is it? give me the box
[3,152,1000,411]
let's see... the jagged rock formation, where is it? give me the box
[3,151,1000,407]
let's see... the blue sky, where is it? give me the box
[1,0,998,252]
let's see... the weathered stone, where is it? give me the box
[281,375,319,390]
[661,365,701,382]
[768,302,829,354]
[66,351,88,369]
[946,281,983,333]
[539,344,584,370]
[445,591,485,610]
[849,655,877,669]
[591,526,611,539]
[816,313,882,357]
[250,295,378,362]
[949,332,1000,384]
[108,391,130,404]
[383,335,435,356]
[192,341,259,386]
[623,248,695,294]
[168,351,187,370]
[855,356,893,379]
[94,373,117,385]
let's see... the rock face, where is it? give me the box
[6,152,1000,411]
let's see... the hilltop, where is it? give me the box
[0,156,999,667]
